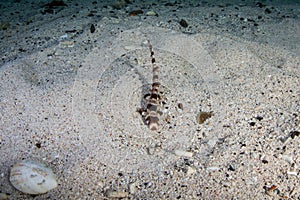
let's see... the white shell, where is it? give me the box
[9,160,58,194]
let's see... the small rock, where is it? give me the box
[112,0,127,9]
[179,19,188,28]
[196,111,213,124]
[173,149,193,158]
[105,189,128,198]
[45,0,67,7]
[129,10,143,16]
[207,166,220,171]
[0,22,10,30]
[265,185,278,197]
[265,8,272,14]
[177,103,183,110]
[287,171,297,176]
[186,166,196,175]
[0,193,8,200]
[290,130,299,139]
[90,24,95,33]
[281,154,293,164]
[128,182,137,194]
[59,41,74,48]
[146,11,158,16]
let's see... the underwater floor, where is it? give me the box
[0,0,299,199]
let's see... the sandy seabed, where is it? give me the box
[0,0,299,199]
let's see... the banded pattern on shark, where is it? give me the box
[139,40,162,131]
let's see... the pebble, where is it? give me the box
[186,166,197,175]
[129,10,143,16]
[265,185,278,197]
[0,22,10,30]
[206,166,220,171]
[128,182,137,194]
[59,41,74,48]
[112,0,127,9]
[147,145,162,155]
[173,149,194,158]
[124,45,139,51]
[196,111,213,124]
[0,193,8,200]
[177,103,183,110]
[105,189,128,198]
[179,19,188,28]
[146,11,158,16]
[281,154,293,165]
[59,33,68,40]
[287,171,297,176]
[90,24,95,33]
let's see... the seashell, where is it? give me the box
[9,160,58,195]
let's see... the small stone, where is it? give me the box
[0,22,10,30]
[112,0,126,9]
[129,10,143,16]
[179,19,188,28]
[177,103,183,110]
[105,189,128,198]
[249,121,256,126]
[90,24,95,33]
[59,41,74,48]
[128,182,137,194]
[196,111,213,124]
[207,166,220,171]
[281,155,293,164]
[186,166,196,175]
[265,185,278,196]
[287,171,297,176]
[0,193,8,200]
[290,130,299,139]
[147,143,162,155]
[59,33,68,40]
[265,8,272,14]
[173,149,193,158]
[146,11,158,16]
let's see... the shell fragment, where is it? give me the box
[9,160,58,195]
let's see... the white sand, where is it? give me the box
[0,0,299,199]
